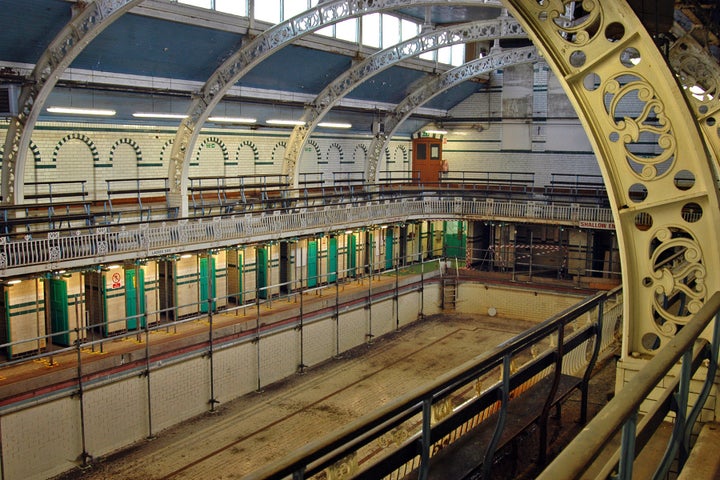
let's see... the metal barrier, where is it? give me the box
[244,287,622,480]
[0,195,614,276]
[538,291,720,480]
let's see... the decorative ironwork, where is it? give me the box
[602,74,676,181]
[377,426,409,448]
[0,197,614,276]
[431,397,453,424]
[367,46,539,181]
[668,29,720,177]
[648,226,706,338]
[283,17,526,184]
[503,0,720,355]
[168,0,505,216]
[1,0,142,205]
[325,451,358,480]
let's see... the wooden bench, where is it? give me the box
[1,201,93,234]
[23,180,88,203]
[297,172,326,205]
[105,178,171,222]
[544,173,606,200]
[332,171,366,195]
[188,176,234,215]
[439,170,535,194]
[188,174,290,214]
[378,170,421,185]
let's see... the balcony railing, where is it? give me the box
[0,194,614,275]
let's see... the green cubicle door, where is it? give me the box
[257,247,268,299]
[49,278,71,346]
[200,256,217,313]
[348,234,357,277]
[307,241,318,288]
[328,236,338,283]
[444,221,466,259]
[385,227,394,269]
[125,268,146,330]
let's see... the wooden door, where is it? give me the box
[412,137,443,184]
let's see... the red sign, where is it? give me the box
[579,220,615,230]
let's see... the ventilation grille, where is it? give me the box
[0,85,19,117]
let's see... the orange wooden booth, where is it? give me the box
[412,136,444,184]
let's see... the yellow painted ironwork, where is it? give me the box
[669,27,720,175]
[502,1,720,355]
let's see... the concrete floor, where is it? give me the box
[53,312,550,479]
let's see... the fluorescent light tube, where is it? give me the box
[47,106,116,116]
[208,116,257,124]
[266,119,305,126]
[133,112,188,119]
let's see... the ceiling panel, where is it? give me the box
[0,0,69,64]
[238,45,353,95]
[72,12,244,81]
[346,66,426,104]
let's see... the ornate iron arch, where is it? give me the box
[1,0,144,205]
[282,16,526,186]
[166,0,504,216]
[366,46,539,181]
[503,1,720,356]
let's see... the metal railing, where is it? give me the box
[0,195,614,276]
[538,291,720,480]
[245,287,622,480]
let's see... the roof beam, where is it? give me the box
[282,16,526,187]
[167,0,504,217]
[366,45,539,181]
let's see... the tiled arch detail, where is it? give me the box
[196,137,229,164]
[352,144,368,165]
[52,133,99,168]
[236,140,260,164]
[394,145,408,164]
[306,140,322,165]
[109,137,142,164]
[326,143,343,163]
[271,141,287,165]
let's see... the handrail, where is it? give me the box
[0,195,615,276]
[245,290,611,479]
[538,290,720,480]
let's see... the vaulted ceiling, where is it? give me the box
[0,0,717,136]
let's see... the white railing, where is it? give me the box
[0,198,614,274]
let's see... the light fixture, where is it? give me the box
[208,116,257,124]
[266,119,305,126]
[133,112,188,119]
[108,264,121,270]
[180,254,193,259]
[6,279,21,285]
[318,122,352,129]
[47,106,116,116]
[424,129,447,135]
